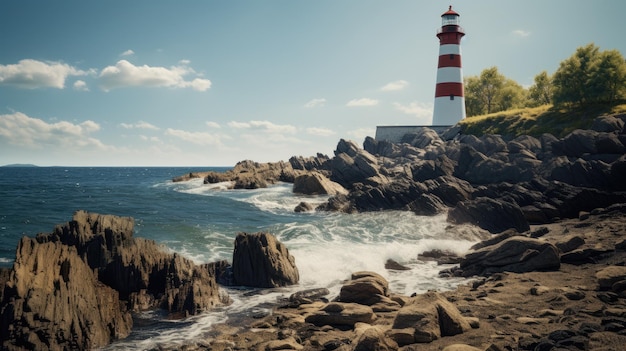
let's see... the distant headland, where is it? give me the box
[1,163,38,167]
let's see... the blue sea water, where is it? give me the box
[0,166,483,349]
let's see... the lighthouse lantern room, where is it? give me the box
[432,6,466,126]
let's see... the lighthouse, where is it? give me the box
[432,6,466,126]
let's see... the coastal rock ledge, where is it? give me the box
[0,210,229,350]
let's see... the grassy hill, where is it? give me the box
[459,102,626,138]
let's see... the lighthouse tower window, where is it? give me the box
[449,54,455,60]
[450,95,455,100]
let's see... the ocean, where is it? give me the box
[0,166,481,349]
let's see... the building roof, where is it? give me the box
[441,5,459,17]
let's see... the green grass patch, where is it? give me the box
[459,102,626,138]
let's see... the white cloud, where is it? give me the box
[73,80,89,91]
[304,98,326,108]
[120,49,135,57]
[228,121,250,129]
[0,59,87,89]
[306,127,336,137]
[98,60,211,91]
[380,80,409,91]
[228,120,297,134]
[165,128,223,146]
[119,121,160,130]
[346,98,379,107]
[139,135,161,143]
[512,29,530,38]
[393,101,433,119]
[206,121,221,128]
[0,112,105,149]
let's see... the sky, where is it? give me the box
[1,1,625,166]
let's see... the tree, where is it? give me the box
[464,76,485,116]
[479,67,505,114]
[590,49,626,104]
[464,67,526,116]
[528,71,553,106]
[552,43,626,106]
[497,78,527,112]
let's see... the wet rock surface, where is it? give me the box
[178,114,626,234]
[168,209,626,351]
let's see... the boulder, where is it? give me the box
[305,302,376,327]
[478,134,508,156]
[423,176,474,207]
[339,271,389,306]
[596,266,626,291]
[464,157,536,184]
[0,237,132,350]
[447,197,530,234]
[591,115,625,133]
[391,292,470,343]
[232,232,299,288]
[595,132,625,154]
[292,171,348,195]
[459,236,561,277]
[330,151,381,189]
[288,288,330,306]
[509,135,542,154]
[364,136,402,158]
[353,326,398,351]
[454,145,488,180]
[288,153,330,171]
[335,138,361,157]
[409,193,447,216]
[294,201,315,213]
[441,125,462,141]
[411,155,455,182]
[553,129,599,157]
[401,128,443,149]
[349,178,424,212]
[385,259,411,271]
[550,158,612,188]
[418,249,461,265]
[555,235,586,254]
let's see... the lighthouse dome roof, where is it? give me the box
[442,6,459,17]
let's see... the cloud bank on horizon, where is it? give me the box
[0,1,624,166]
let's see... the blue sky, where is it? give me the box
[1,1,625,166]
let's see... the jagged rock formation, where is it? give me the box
[171,115,626,236]
[203,160,298,189]
[292,171,347,195]
[459,236,561,277]
[180,114,626,235]
[0,211,228,350]
[316,114,626,233]
[0,237,132,350]
[232,232,299,288]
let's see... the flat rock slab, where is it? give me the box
[596,266,626,290]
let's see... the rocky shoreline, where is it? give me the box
[165,205,626,351]
[186,114,626,234]
[1,112,626,350]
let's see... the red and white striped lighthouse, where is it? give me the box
[433,6,466,126]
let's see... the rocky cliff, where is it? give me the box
[181,113,626,235]
[0,211,229,350]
